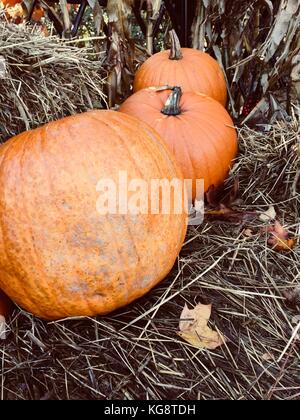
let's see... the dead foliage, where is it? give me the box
[192,0,300,126]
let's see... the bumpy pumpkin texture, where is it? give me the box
[134,30,227,106]
[120,87,238,199]
[0,111,187,320]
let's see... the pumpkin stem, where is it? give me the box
[161,86,182,116]
[169,30,183,60]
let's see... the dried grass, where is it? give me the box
[0,9,299,401]
[1,120,299,400]
[0,22,107,142]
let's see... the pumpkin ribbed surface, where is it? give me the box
[120,88,237,198]
[0,111,187,319]
[134,48,227,106]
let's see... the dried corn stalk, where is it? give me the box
[192,0,300,125]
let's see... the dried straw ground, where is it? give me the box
[1,121,299,400]
[0,22,299,401]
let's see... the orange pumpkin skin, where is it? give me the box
[2,0,22,6]
[0,111,187,320]
[134,32,227,106]
[120,88,237,198]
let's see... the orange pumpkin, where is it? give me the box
[0,111,187,320]
[120,87,238,199]
[134,30,227,106]
[1,0,22,6]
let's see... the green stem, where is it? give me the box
[161,87,182,116]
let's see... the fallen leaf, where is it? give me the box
[206,204,257,224]
[269,237,295,251]
[262,352,275,362]
[259,205,276,222]
[205,179,239,208]
[243,228,254,237]
[205,179,257,224]
[177,303,226,350]
[266,221,295,252]
[205,184,220,207]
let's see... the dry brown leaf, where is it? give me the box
[262,352,275,362]
[269,237,295,252]
[177,303,226,350]
[259,205,276,222]
[266,220,295,252]
[205,179,256,224]
[243,228,254,238]
[206,204,257,224]
[205,179,239,208]
[206,204,234,217]
[206,185,218,207]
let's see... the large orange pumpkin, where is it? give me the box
[134,30,227,106]
[120,87,238,199]
[0,111,187,320]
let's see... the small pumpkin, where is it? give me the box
[134,30,227,106]
[120,87,238,199]
[0,111,187,320]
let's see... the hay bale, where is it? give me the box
[0,22,107,142]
